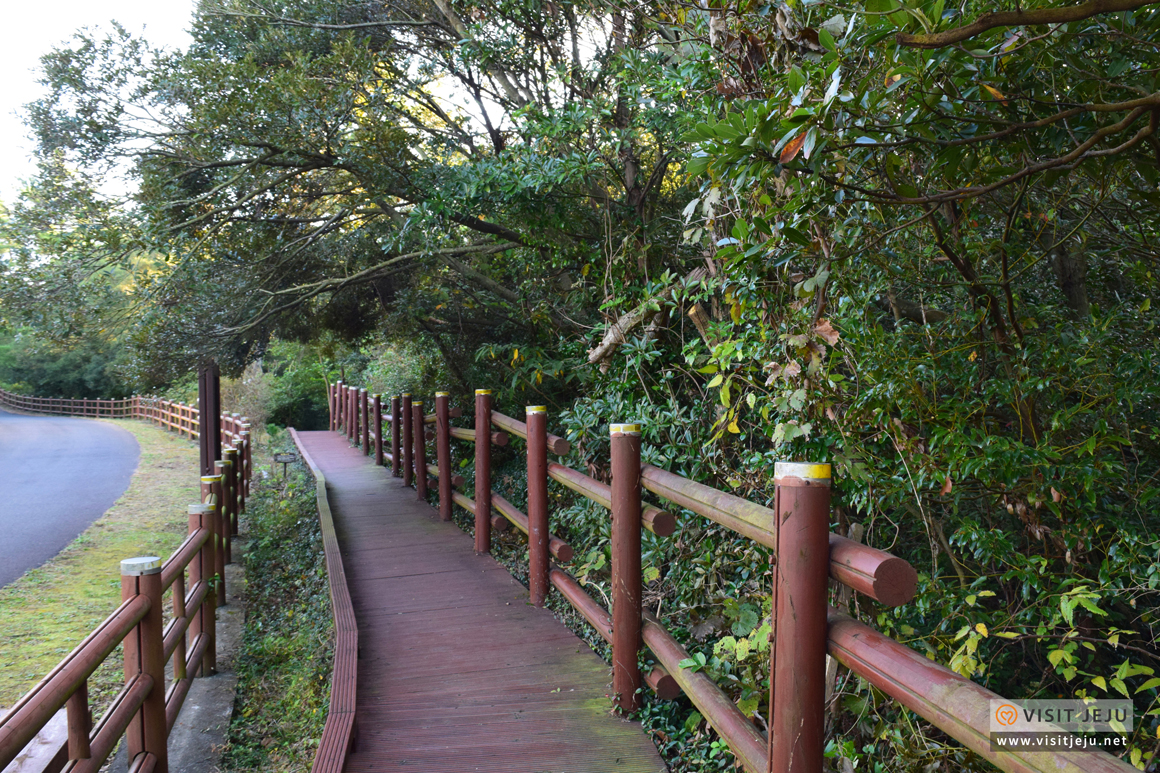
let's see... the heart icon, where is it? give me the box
[996,704,1019,727]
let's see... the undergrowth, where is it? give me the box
[222,439,333,772]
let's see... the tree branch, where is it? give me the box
[897,0,1160,48]
[219,242,517,335]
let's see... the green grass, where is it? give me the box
[0,419,200,711]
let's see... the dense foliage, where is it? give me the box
[226,447,333,771]
[2,0,1159,769]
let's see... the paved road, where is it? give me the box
[0,408,140,588]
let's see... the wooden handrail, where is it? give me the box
[326,384,1134,773]
[289,429,358,773]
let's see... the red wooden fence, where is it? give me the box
[326,381,1134,773]
[0,390,253,773]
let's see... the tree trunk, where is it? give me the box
[1051,242,1091,319]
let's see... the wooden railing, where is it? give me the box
[0,389,135,418]
[286,429,358,773]
[0,390,254,773]
[0,390,253,507]
[328,381,1134,773]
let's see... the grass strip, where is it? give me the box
[0,419,200,710]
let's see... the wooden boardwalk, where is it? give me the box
[295,431,667,773]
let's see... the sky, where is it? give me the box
[0,0,194,208]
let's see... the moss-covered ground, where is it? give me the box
[0,419,200,711]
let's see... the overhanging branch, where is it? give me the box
[897,0,1160,48]
[217,241,518,336]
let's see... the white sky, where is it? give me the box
[0,0,194,208]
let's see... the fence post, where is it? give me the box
[473,390,493,553]
[435,393,452,520]
[187,505,217,675]
[610,422,643,713]
[328,384,335,431]
[224,448,240,538]
[769,462,830,773]
[239,430,251,508]
[390,396,401,477]
[373,395,384,466]
[526,406,549,607]
[120,556,169,773]
[341,385,348,435]
[198,362,222,477]
[342,387,349,440]
[361,389,370,455]
[201,476,225,606]
[334,382,343,432]
[413,401,427,500]
[402,394,413,487]
[348,390,356,444]
[214,460,232,569]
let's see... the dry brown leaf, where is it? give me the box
[814,318,840,345]
[940,475,953,495]
[780,133,807,164]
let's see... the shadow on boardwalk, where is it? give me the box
[295,431,667,773]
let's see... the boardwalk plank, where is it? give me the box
[295,431,667,773]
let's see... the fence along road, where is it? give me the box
[0,407,140,588]
[0,376,253,773]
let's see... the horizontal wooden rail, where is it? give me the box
[640,464,917,606]
[424,406,461,423]
[548,462,676,537]
[160,529,211,590]
[491,494,574,562]
[71,673,154,773]
[448,426,509,446]
[490,410,570,455]
[0,596,150,768]
[425,463,464,488]
[827,610,1133,773]
[549,569,680,699]
[643,611,769,773]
